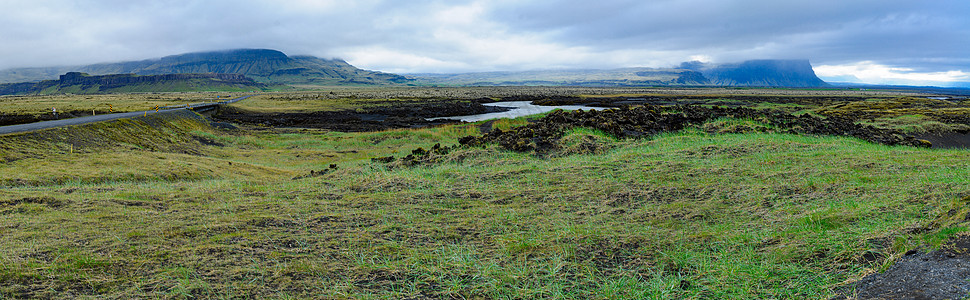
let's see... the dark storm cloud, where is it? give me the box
[487,0,970,67]
[1,0,968,84]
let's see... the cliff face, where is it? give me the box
[0,49,412,85]
[0,72,264,95]
[701,60,828,87]
[58,72,254,87]
[0,82,39,95]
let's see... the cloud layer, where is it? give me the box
[1,0,968,85]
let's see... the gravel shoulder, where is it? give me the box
[838,234,970,299]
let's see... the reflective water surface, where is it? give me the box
[429,101,607,122]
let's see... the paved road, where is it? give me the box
[0,95,254,135]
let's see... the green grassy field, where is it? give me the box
[0,93,246,117]
[2,89,969,298]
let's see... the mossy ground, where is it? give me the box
[1,89,969,298]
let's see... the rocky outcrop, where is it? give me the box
[0,72,263,95]
[0,82,40,95]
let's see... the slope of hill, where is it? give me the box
[0,72,265,95]
[0,49,412,86]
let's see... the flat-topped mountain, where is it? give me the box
[0,49,412,85]
[685,59,828,87]
[412,59,828,88]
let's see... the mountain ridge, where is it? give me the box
[0,72,266,95]
[0,49,828,88]
[0,49,412,86]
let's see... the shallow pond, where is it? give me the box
[429,101,607,122]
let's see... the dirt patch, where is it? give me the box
[0,110,111,126]
[193,136,225,147]
[837,234,970,299]
[0,113,45,126]
[915,132,970,149]
[0,196,68,208]
[292,164,339,180]
[109,199,166,210]
[212,99,509,132]
[478,119,498,133]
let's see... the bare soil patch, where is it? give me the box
[837,234,970,299]
[916,132,970,149]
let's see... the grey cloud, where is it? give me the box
[0,0,968,76]
[486,0,970,69]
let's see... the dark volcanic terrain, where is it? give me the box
[211,98,508,131]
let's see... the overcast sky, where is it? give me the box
[2,0,969,86]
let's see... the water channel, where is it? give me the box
[429,101,607,122]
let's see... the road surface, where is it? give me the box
[0,95,253,136]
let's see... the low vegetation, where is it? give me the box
[0,93,245,126]
[1,87,968,298]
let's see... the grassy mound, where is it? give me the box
[0,110,291,186]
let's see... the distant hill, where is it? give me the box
[690,59,828,87]
[0,49,413,86]
[1,51,828,88]
[0,72,265,95]
[412,68,708,86]
[412,59,829,88]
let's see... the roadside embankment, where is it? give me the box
[0,109,294,186]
